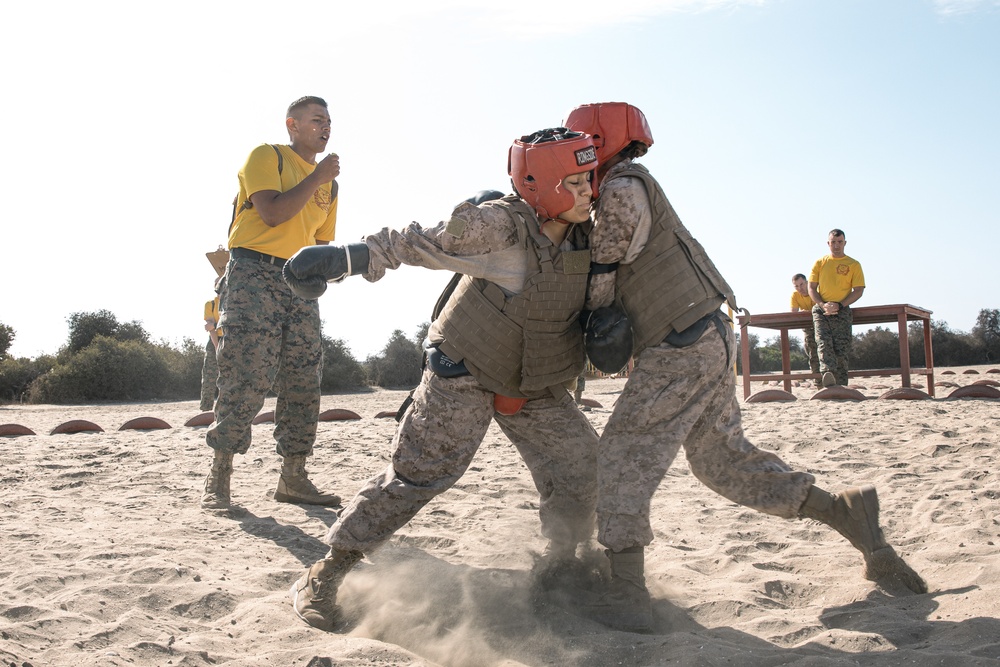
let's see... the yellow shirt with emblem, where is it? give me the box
[228,144,338,259]
[809,254,865,303]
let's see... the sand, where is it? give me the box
[2,366,999,666]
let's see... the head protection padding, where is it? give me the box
[508,128,597,221]
[563,102,654,165]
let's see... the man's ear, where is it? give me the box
[285,116,297,138]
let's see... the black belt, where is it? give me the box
[231,247,286,267]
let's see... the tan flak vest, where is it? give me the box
[614,163,739,355]
[428,198,591,399]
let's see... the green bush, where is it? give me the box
[66,309,149,354]
[28,336,197,403]
[364,328,423,389]
[0,322,14,360]
[0,355,56,402]
[321,335,367,392]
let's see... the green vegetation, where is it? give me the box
[3,309,999,403]
[0,311,429,404]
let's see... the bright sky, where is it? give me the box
[3,0,998,361]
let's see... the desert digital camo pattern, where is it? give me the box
[813,304,854,386]
[207,257,322,457]
[324,368,598,553]
[586,159,813,553]
[596,325,816,552]
[362,201,522,289]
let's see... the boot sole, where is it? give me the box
[273,491,341,506]
[200,496,230,510]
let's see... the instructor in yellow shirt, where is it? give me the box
[202,96,342,511]
[808,229,865,387]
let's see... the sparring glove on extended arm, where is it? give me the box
[282,242,370,300]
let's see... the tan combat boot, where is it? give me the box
[801,484,927,593]
[586,547,653,632]
[533,540,581,590]
[201,450,234,509]
[273,454,341,506]
[290,549,363,631]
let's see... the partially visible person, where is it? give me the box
[808,230,865,387]
[790,273,821,387]
[281,128,602,632]
[563,102,924,632]
[201,95,342,510]
[200,293,222,412]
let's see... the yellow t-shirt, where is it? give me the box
[809,254,865,303]
[790,291,813,311]
[204,298,223,336]
[228,144,338,259]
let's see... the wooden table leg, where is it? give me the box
[741,321,751,399]
[897,312,911,388]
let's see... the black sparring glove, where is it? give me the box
[584,304,634,374]
[464,189,505,205]
[282,243,371,300]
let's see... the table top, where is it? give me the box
[736,303,933,330]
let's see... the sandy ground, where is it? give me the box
[2,366,999,666]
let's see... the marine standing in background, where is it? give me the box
[564,102,924,633]
[200,293,222,412]
[808,229,865,388]
[790,272,821,387]
[201,96,342,510]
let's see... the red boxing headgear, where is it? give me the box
[563,102,654,165]
[508,128,598,221]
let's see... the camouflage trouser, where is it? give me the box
[200,337,219,412]
[206,257,322,457]
[325,367,599,553]
[813,305,853,386]
[597,318,815,552]
[802,324,820,375]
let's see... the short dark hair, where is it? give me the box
[829,228,846,239]
[621,140,649,160]
[792,273,807,281]
[287,96,328,118]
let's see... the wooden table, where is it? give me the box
[736,304,934,399]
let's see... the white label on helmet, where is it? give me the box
[575,146,597,166]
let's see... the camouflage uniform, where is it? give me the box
[207,258,322,457]
[587,160,815,553]
[813,304,854,386]
[325,369,597,552]
[199,337,219,412]
[324,199,599,554]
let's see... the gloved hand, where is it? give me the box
[282,243,370,300]
[583,304,634,374]
[464,190,505,205]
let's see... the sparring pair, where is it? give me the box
[281,106,927,634]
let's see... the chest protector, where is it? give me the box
[429,198,591,399]
[614,164,739,355]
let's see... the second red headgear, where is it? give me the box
[563,102,654,165]
[508,128,598,221]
